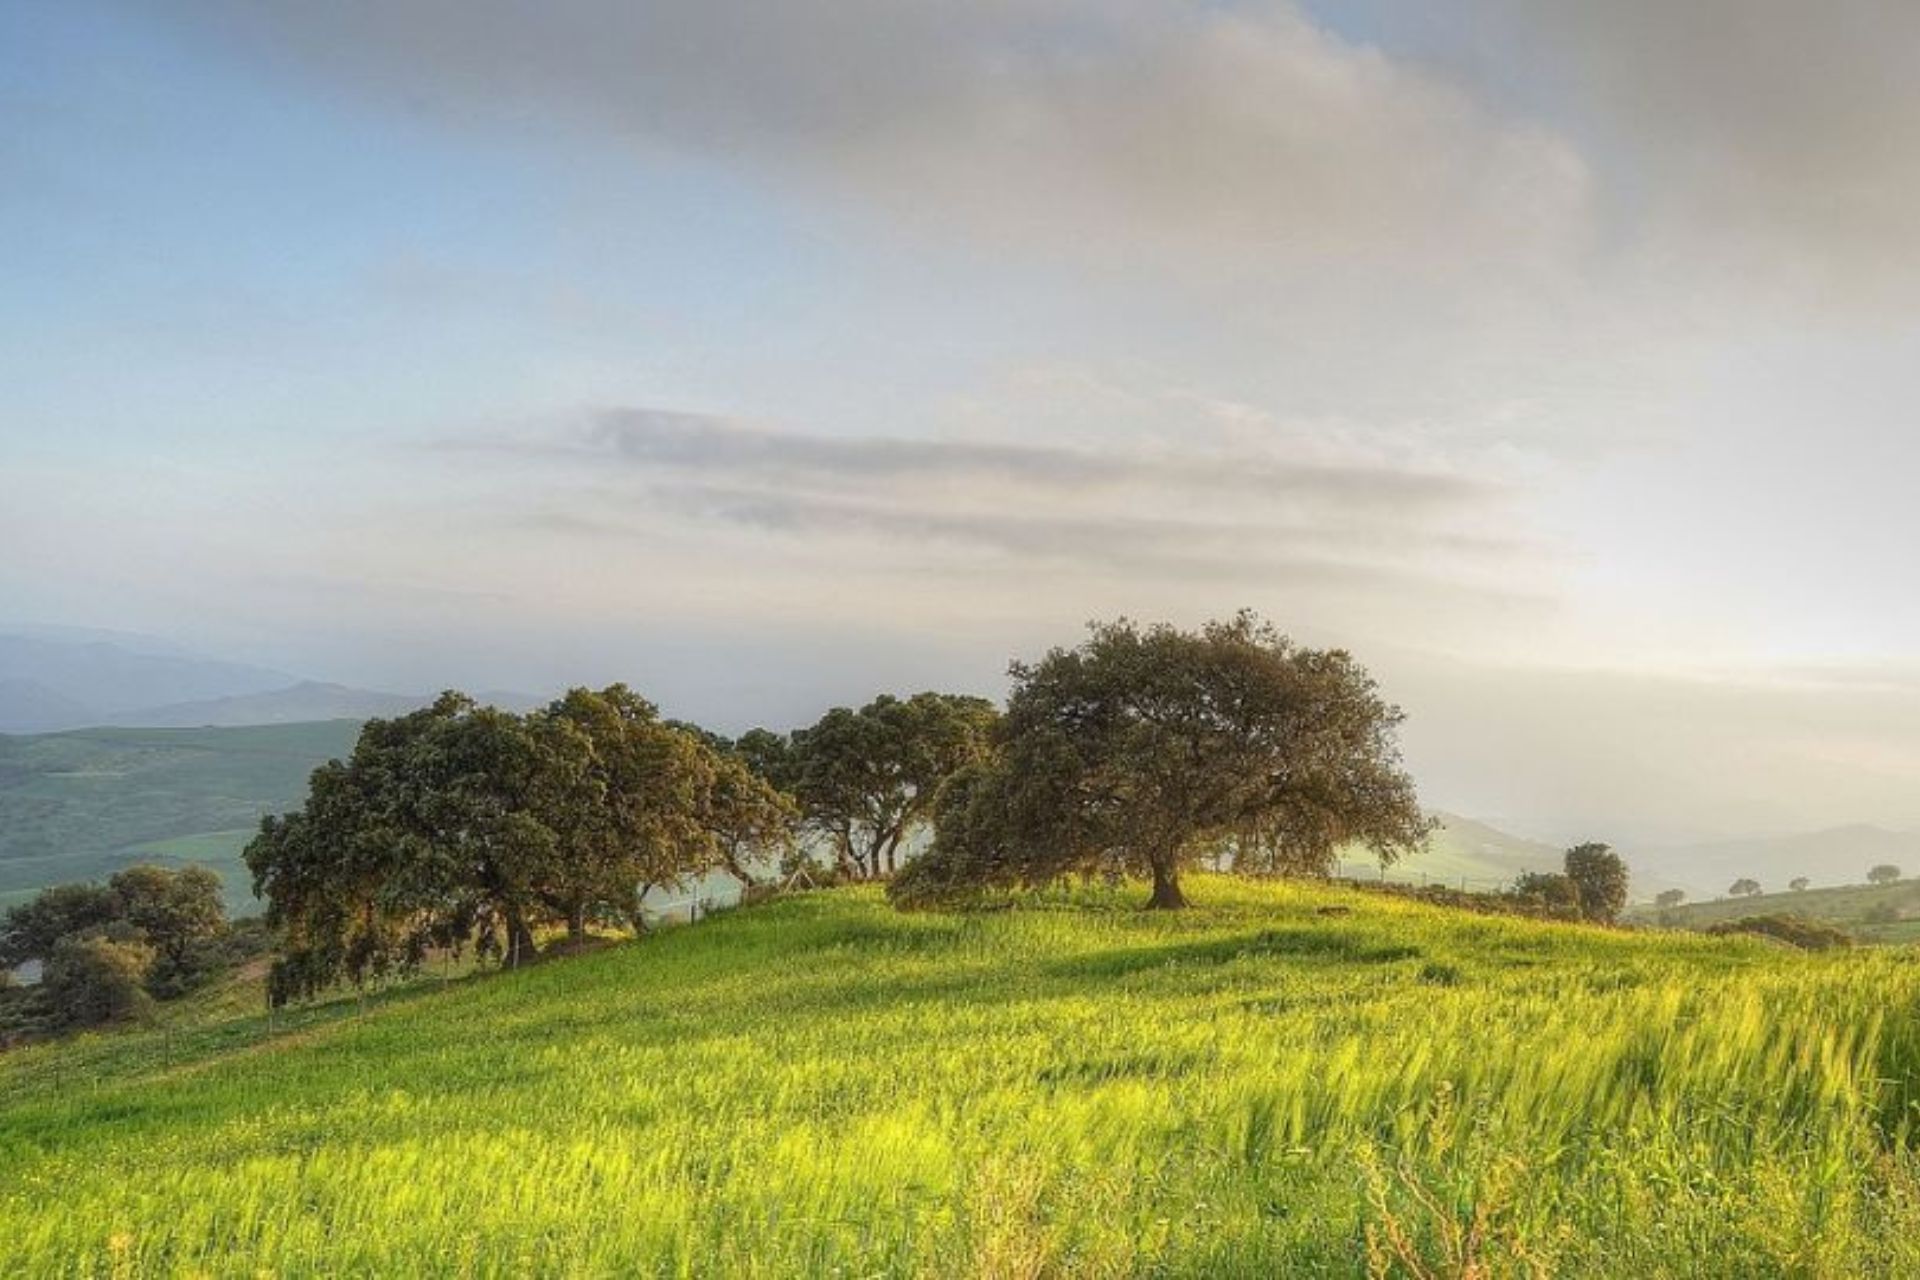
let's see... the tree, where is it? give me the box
[1789,877,1810,893]
[1509,872,1581,918]
[249,693,561,1000]
[42,934,155,1027]
[1562,843,1629,924]
[896,614,1429,910]
[698,750,799,888]
[775,692,998,880]
[1729,878,1762,898]
[1654,889,1687,909]
[0,883,117,968]
[108,865,225,977]
[1869,864,1903,886]
[530,687,716,943]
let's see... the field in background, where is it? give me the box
[1634,878,1920,944]
[0,721,357,912]
[7,876,1920,1275]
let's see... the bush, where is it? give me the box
[1705,914,1852,952]
[1508,872,1583,921]
[42,934,157,1027]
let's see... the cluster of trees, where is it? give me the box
[1509,843,1631,924]
[236,614,1446,1004]
[245,687,797,1004]
[0,865,235,1028]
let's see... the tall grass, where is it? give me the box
[6,875,1920,1276]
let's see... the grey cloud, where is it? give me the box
[1391,0,1920,300]
[579,409,1501,511]
[152,1,1589,275]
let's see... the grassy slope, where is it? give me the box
[0,721,358,912]
[8,878,1920,1276]
[1634,878,1920,944]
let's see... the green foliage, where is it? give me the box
[1,865,235,1024]
[1655,888,1687,909]
[1507,870,1582,919]
[0,881,118,967]
[1705,914,1854,951]
[749,692,997,881]
[248,688,795,1002]
[1869,864,1903,886]
[900,613,1429,910]
[1730,878,1763,898]
[1562,842,1629,924]
[1790,877,1810,892]
[41,933,155,1027]
[6,878,1920,1275]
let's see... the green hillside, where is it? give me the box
[6,877,1920,1275]
[1634,878,1920,944]
[0,721,359,912]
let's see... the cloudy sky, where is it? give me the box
[6,1,1920,842]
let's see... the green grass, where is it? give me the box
[0,721,358,912]
[7,876,1920,1276]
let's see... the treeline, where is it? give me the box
[0,865,262,1036]
[238,614,1442,1006]
[242,684,1007,1005]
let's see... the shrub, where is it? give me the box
[42,934,157,1027]
[1705,914,1852,952]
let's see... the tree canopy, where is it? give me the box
[247,689,797,1005]
[894,613,1430,909]
[744,693,998,881]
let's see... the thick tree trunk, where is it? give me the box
[1147,860,1188,910]
[567,903,587,945]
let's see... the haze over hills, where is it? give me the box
[0,628,294,732]
[0,626,536,733]
[1644,826,1920,900]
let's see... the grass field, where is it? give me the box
[7,876,1920,1276]
[0,721,357,912]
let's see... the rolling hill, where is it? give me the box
[0,721,360,912]
[1632,876,1920,944]
[4,878,1919,1275]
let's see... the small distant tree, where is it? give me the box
[1729,878,1762,898]
[42,933,156,1027]
[1789,877,1810,893]
[1654,888,1686,910]
[1563,843,1629,924]
[1869,864,1903,886]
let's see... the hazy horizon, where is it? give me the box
[10,3,1920,845]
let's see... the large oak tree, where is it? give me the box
[896,614,1430,909]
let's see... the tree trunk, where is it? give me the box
[567,902,587,946]
[1147,860,1188,910]
[505,909,538,967]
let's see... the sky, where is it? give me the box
[6,1,1920,843]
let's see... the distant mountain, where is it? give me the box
[122,681,428,728]
[0,678,99,734]
[0,630,292,732]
